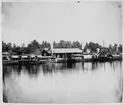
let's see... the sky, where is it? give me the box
[2,1,122,47]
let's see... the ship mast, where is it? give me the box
[51,41,53,56]
[103,40,105,47]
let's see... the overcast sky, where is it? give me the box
[2,1,122,47]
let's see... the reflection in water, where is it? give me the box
[3,61,123,103]
[92,62,98,70]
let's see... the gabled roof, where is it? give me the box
[53,48,82,53]
[42,48,51,53]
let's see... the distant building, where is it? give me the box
[2,52,10,55]
[41,48,51,56]
[11,55,20,61]
[52,48,83,58]
[99,47,109,54]
[2,52,10,61]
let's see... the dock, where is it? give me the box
[3,56,122,66]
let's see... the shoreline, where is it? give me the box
[2,57,122,66]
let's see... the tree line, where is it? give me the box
[53,40,82,49]
[2,40,51,55]
[2,40,122,55]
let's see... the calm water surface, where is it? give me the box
[3,61,123,103]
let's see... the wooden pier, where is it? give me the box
[2,53,122,66]
[3,57,122,66]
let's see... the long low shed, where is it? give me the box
[53,48,83,53]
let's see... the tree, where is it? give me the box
[12,43,17,53]
[19,43,25,54]
[112,44,118,54]
[53,41,58,48]
[72,41,82,49]
[84,43,89,52]
[65,41,72,48]
[53,40,82,49]
[2,41,14,53]
[59,40,66,48]
[109,44,113,53]
[41,41,51,48]
[118,44,122,53]
[2,41,7,52]
[22,43,25,48]
[84,42,101,53]
[27,40,40,53]
[6,43,12,52]
[26,40,51,54]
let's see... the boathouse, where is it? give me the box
[41,48,51,56]
[52,48,83,58]
[100,47,109,53]
[11,55,21,61]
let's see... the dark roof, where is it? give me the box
[42,48,51,53]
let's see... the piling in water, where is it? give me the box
[3,92,8,103]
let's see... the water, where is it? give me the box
[3,61,123,103]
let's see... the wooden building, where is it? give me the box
[52,48,83,59]
[41,48,51,56]
[2,52,10,61]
